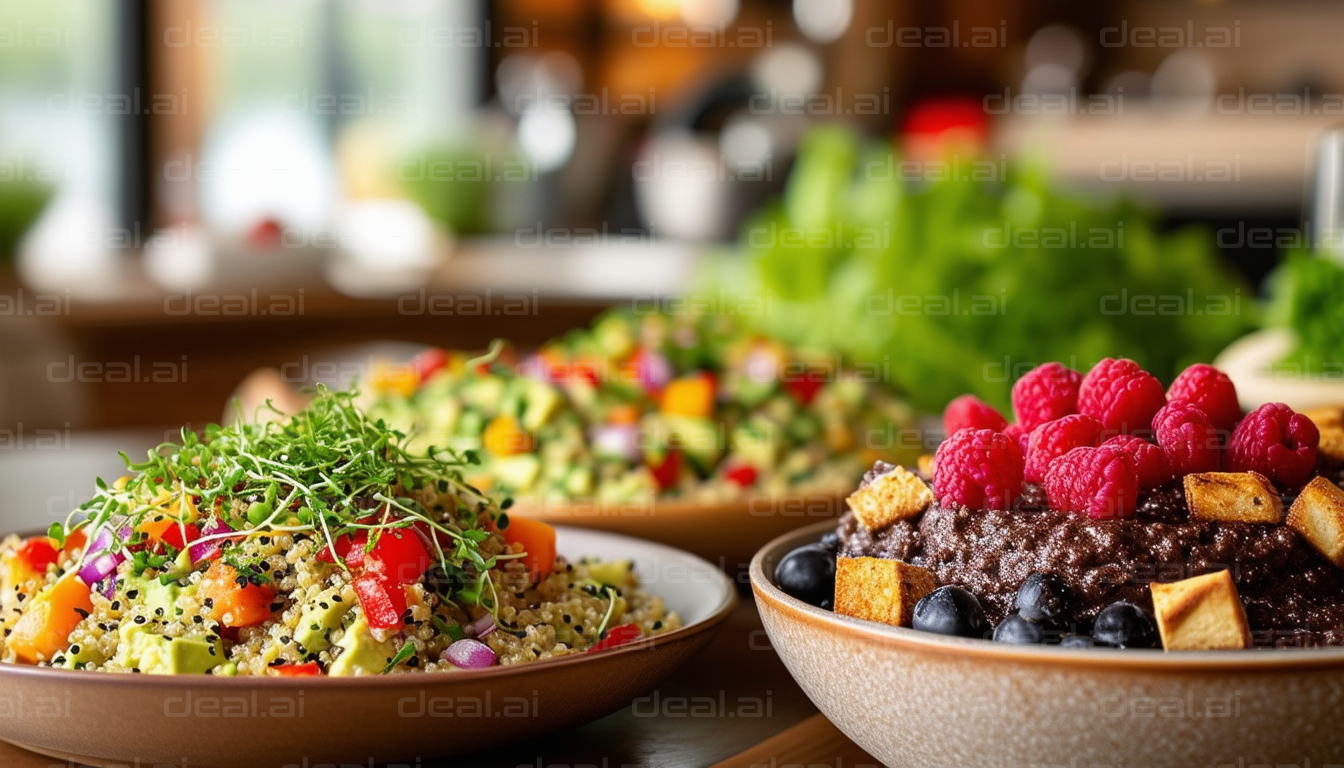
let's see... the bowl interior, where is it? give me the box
[556,525,734,625]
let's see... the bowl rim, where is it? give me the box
[0,525,738,688]
[751,520,1344,672]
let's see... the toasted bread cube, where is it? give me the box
[916,453,936,478]
[1318,425,1344,465]
[1302,406,1344,430]
[845,465,933,532]
[1184,471,1283,524]
[1287,476,1344,568]
[833,557,937,628]
[1150,570,1251,651]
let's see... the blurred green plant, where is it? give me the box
[399,145,503,235]
[1264,251,1344,371]
[0,179,50,263]
[703,125,1257,412]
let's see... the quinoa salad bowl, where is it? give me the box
[0,387,735,767]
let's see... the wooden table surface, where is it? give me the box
[0,599,880,768]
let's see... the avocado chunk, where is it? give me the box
[118,632,224,675]
[489,453,542,491]
[460,375,506,416]
[663,415,723,472]
[586,559,636,590]
[329,612,399,676]
[521,380,563,431]
[111,576,222,674]
[294,585,352,654]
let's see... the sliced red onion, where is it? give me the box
[744,347,780,383]
[638,352,672,390]
[78,552,119,586]
[591,424,641,463]
[188,518,235,563]
[517,354,550,382]
[442,638,496,669]
[469,614,497,639]
[77,525,130,586]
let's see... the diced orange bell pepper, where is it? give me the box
[8,572,93,663]
[371,359,419,397]
[483,415,533,456]
[137,516,176,544]
[607,403,641,425]
[503,517,556,584]
[61,528,88,559]
[198,560,277,628]
[661,374,716,418]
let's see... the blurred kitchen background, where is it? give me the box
[0,0,1340,525]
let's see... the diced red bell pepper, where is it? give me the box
[323,520,429,631]
[353,573,406,631]
[15,537,60,574]
[414,347,449,384]
[160,522,201,552]
[370,528,432,586]
[271,661,322,677]
[785,369,827,405]
[588,624,644,652]
[723,464,759,487]
[648,449,681,491]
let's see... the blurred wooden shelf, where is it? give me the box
[0,238,706,432]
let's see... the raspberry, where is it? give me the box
[1024,414,1103,483]
[1044,445,1139,520]
[1011,362,1082,432]
[1225,403,1320,489]
[933,428,1025,511]
[1153,403,1221,477]
[943,394,1007,436]
[1166,363,1241,436]
[1003,422,1031,454]
[1077,358,1166,436]
[1102,435,1173,491]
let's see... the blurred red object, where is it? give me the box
[900,98,988,161]
[247,217,284,249]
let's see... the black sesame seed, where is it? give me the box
[133,615,147,625]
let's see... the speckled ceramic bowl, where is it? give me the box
[752,522,1344,768]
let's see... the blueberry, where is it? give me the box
[1092,602,1158,648]
[1060,634,1098,648]
[819,531,841,552]
[993,614,1046,644]
[775,545,836,608]
[912,586,989,639]
[1014,572,1071,624]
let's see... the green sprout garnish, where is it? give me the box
[62,385,515,616]
[595,585,619,639]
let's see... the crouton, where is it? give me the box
[845,465,933,532]
[1287,476,1344,568]
[1183,471,1283,524]
[1150,570,1251,651]
[833,557,937,628]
